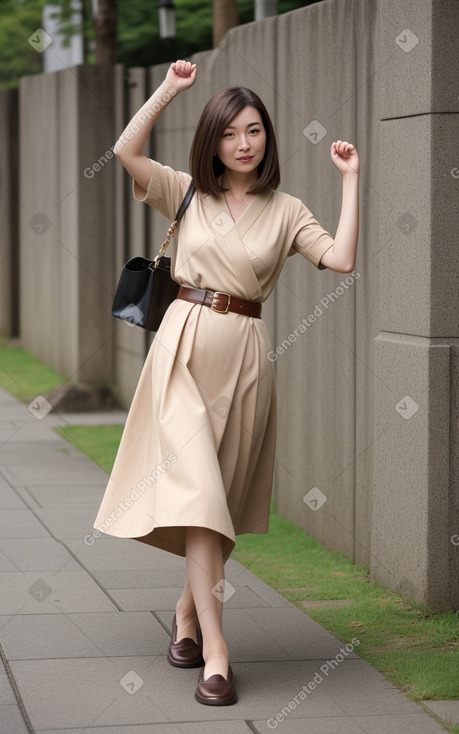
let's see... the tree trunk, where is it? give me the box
[213,0,239,48]
[93,0,117,64]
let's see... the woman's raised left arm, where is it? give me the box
[318,140,360,273]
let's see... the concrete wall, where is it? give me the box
[271,0,379,570]
[371,0,459,610]
[1,0,456,610]
[18,65,116,383]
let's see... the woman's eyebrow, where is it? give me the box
[224,122,260,129]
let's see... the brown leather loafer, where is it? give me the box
[194,665,237,706]
[167,614,204,668]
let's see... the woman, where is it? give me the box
[93,59,359,706]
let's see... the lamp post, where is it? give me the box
[255,0,278,21]
[158,0,176,39]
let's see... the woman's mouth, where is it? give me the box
[237,156,254,163]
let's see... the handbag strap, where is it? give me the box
[153,179,196,268]
[175,179,196,221]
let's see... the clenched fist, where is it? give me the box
[330,140,360,175]
[165,60,197,93]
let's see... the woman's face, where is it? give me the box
[215,105,266,176]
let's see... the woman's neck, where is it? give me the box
[221,169,258,199]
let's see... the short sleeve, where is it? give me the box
[289,197,334,269]
[132,158,192,221]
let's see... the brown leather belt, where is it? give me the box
[177,285,262,318]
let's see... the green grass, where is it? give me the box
[0,338,66,402]
[1,338,458,728]
[54,425,124,473]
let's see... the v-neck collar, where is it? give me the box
[219,175,256,224]
[215,174,273,236]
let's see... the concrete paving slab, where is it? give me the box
[9,658,351,729]
[253,718,372,734]
[253,714,447,733]
[0,419,20,430]
[93,568,189,589]
[63,536,186,571]
[240,580,294,608]
[158,608,299,663]
[0,482,26,509]
[2,611,169,660]
[0,704,29,734]
[9,657,174,729]
[220,582,280,610]
[0,405,73,428]
[0,538,80,572]
[308,661,420,716]
[0,428,22,446]
[95,560,294,607]
[0,405,33,422]
[352,714,447,733]
[234,661,429,721]
[106,586,187,612]
[4,421,68,441]
[0,570,118,614]
[0,509,50,539]
[224,560,302,610]
[245,581,294,608]
[0,440,86,465]
[4,461,108,486]
[0,658,16,704]
[242,607,360,660]
[422,700,459,726]
[37,722,254,734]
[33,508,103,539]
[157,607,360,663]
[0,472,18,491]
[0,554,22,572]
[0,466,24,488]
[16,483,106,508]
[107,583,271,613]
[0,405,31,422]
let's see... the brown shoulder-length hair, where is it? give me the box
[189,86,280,196]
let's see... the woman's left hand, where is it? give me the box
[330,140,360,175]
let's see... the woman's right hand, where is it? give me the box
[165,60,197,93]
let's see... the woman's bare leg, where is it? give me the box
[175,577,199,643]
[175,539,233,644]
[185,526,229,679]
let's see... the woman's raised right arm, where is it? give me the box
[114,60,197,192]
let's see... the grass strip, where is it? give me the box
[0,338,65,402]
[54,424,124,474]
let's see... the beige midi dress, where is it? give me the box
[93,159,334,560]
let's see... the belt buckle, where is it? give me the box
[211,291,231,314]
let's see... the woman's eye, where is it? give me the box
[223,130,260,138]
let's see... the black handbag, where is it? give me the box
[112,179,195,332]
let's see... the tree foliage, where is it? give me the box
[0,0,310,87]
[0,0,44,85]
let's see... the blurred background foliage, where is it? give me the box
[0,0,310,87]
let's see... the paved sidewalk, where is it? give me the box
[0,386,449,733]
